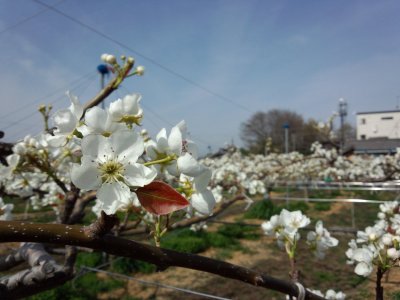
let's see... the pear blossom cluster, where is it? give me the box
[0,197,13,220]
[66,94,216,215]
[200,142,400,200]
[0,132,74,211]
[0,53,225,299]
[0,55,217,219]
[307,220,339,259]
[262,209,311,255]
[3,109,400,220]
[261,209,338,259]
[306,289,346,300]
[346,200,400,277]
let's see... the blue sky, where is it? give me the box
[0,0,400,153]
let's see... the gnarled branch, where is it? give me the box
[0,220,325,300]
[0,242,75,299]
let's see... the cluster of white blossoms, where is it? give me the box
[0,197,13,221]
[68,92,217,215]
[307,289,346,299]
[3,105,400,219]
[200,142,400,201]
[0,55,217,218]
[262,209,310,248]
[346,200,400,277]
[307,220,339,259]
[262,209,338,259]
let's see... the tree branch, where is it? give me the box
[0,242,74,299]
[0,220,325,300]
[82,59,134,114]
[67,191,96,225]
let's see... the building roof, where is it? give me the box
[357,110,400,115]
[346,138,400,154]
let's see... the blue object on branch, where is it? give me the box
[97,64,110,75]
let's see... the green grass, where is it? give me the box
[313,201,332,211]
[161,228,210,253]
[244,199,279,220]
[111,258,156,274]
[161,224,259,255]
[27,272,124,300]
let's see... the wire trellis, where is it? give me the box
[81,266,232,300]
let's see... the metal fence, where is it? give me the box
[268,181,400,230]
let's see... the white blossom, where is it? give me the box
[71,131,156,214]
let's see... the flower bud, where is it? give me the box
[101,53,109,62]
[13,143,26,155]
[127,56,135,64]
[368,233,377,241]
[382,233,393,246]
[387,248,400,259]
[135,66,145,76]
[106,54,117,64]
[38,104,46,113]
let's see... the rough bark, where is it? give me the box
[0,243,74,299]
[0,219,325,300]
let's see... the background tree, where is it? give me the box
[240,109,306,154]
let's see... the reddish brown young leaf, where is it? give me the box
[136,181,189,215]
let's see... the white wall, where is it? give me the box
[356,111,400,140]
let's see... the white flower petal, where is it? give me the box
[177,153,204,177]
[97,181,131,215]
[168,126,182,155]
[81,134,112,159]
[71,159,101,190]
[124,164,156,187]
[194,169,212,191]
[6,154,20,167]
[109,130,144,162]
[191,189,216,215]
[109,93,142,120]
[53,109,77,134]
[156,128,169,152]
[67,91,83,119]
[176,120,187,139]
[165,161,179,176]
[353,248,373,263]
[145,141,158,159]
[185,140,199,159]
[85,107,108,132]
[355,261,373,277]
[46,135,67,147]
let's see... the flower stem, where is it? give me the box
[376,267,384,300]
[154,215,162,247]
[289,256,299,283]
[144,155,176,167]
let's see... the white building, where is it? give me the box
[356,110,400,140]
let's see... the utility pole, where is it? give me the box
[283,123,290,153]
[97,64,110,109]
[338,98,347,154]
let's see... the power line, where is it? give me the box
[32,0,253,114]
[0,71,95,120]
[81,266,231,300]
[0,0,66,36]
[2,72,97,132]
